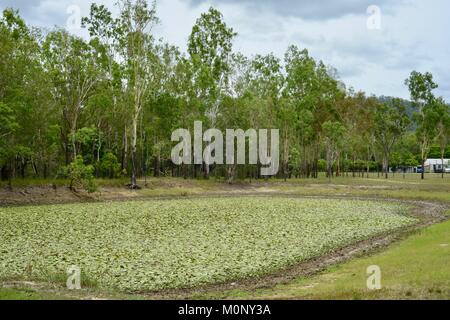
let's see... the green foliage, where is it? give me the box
[317,159,327,171]
[211,217,450,300]
[0,5,448,183]
[188,7,236,88]
[429,145,450,159]
[100,152,121,178]
[434,97,450,160]
[72,127,98,146]
[405,71,441,174]
[0,197,415,292]
[0,102,19,164]
[322,121,346,174]
[0,102,18,136]
[405,71,437,106]
[372,98,411,176]
[63,156,97,193]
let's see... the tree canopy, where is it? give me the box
[0,3,449,185]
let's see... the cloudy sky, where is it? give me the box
[1,0,449,100]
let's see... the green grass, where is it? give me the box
[1,175,448,300]
[137,174,450,203]
[2,174,449,203]
[0,178,130,188]
[270,185,450,203]
[0,197,415,292]
[0,178,70,188]
[197,216,450,300]
[0,287,69,300]
[2,172,449,187]
[2,213,447,300]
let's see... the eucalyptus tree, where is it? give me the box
[0,9,55,179]
[277,97,297,180]
[188,7,237,127]
[314,61,343,176]
[82,4,124,171]
[116,0,159,188]
[284,46,342,178]
[0,102,18,180]
[322,121,346,179]
[0,10,25,179]
[341,93,378,177]
[2,3,449,183]
[434,97,450,178]
[284,46,316,177]
[225,52,285,180]
[373,98,410,179]
[245,53,291,179]
[145,44,183,178]
[43,29,102,164]
[249,53,284,101]
[405,71,439,179]
[187,7,236,178]
[392,133,420,178]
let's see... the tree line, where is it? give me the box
[0,1,449,188]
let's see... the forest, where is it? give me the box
[1,0,449,189]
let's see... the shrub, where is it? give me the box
[64,156,97,193]
[100,152,121,178]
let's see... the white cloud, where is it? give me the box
[1,0,449,100]
[184,0,400,20]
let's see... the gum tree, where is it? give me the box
[284,46,317,178]
[43,30,101,164]
[117,0,159,188]
[247,54,285,179]
[435,97,450,178]
[373,98,411,179]
[82,4,124,173]
[188,7,236,177]
[405,71,438,179]
[0,9,54,180]
[322,121,346,179]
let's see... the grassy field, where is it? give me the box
[0,174,449,300]
[137,174,450,203]
[2,217,448,300]
[0,197,415,292]
[197,215,450,300]
[1,173,449,203]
